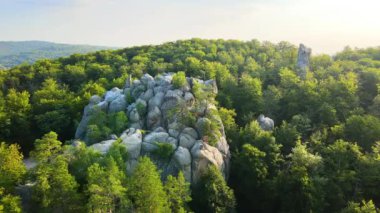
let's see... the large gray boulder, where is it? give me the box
[182,127,198,139]
[173,147,192,181]
[184,92,195,104]
[179,133,197,149]
[120,128,142,159]
[141,73,155,85]
[147,106,162,130]
[109,95,127,113]
[140,88,154,101]
[105,87,122,103]
[131,84,146,99]
[148,92,165,111]
[296,44,311,79]
[129,107,140,122]
[191,141,225,183]
[142,131,177,153]
[168,121,183,138]
[258,114,274,131]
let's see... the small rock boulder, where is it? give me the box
[90,139,116,154]
[120,128,142,159]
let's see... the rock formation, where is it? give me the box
[258,114,274,131]
[296,43,312,79]
[75,73,230,184]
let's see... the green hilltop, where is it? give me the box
[0,40,114,68]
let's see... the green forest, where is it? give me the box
[1,39,380,212]
[0,41,111,68]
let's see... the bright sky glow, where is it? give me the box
[1,0,380,54]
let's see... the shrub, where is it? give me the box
[86,110,127,145]
[136,102,147,116]
[125,92,135,104]
[153,142,174,159]
[172,71,187,89]
[108,112,128,134]
[86,125,106,145]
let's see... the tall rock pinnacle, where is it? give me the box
[296,43,312,79]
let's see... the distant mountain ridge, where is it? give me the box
[0,41,115,68]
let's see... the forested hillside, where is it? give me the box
[0,41,112,68]
[0,39,380,212]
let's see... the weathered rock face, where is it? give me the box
[258,114,274,131]
[76,73,230,183]
[296,43,312,79]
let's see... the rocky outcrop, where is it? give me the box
[75,73,230,183]
[296,44,311,79]
[258,114,274,131]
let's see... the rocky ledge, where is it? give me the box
[74,73,230,183]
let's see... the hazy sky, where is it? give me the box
[1,0,380,54]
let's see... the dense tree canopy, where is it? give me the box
[0,39,380,212]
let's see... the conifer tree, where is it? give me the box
[129,157,169,212]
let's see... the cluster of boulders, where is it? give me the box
[75,73,230,183]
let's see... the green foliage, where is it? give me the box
[106,139,129,171]
[218,107,239,148]
[108,112,129,135]
[129,157,170,212]
[1,39,380,212]
[86,63,113,81]
[322,140,364,212]
[86,158,129,212]
[0,41,109,68]
[85,108,128,145]
[274,121,300,155]
[153,142,174,159]
[32,155,82,212]
[193,165,236,213]
[33,78,79,137]
[342,200,378,213]
[218,107,238,136]
[198,116,221,146]
[165,172,192,213]
[240,120,283,174]
[30,131,62,163]
[67,142,102,185]
[233,75,263,122]
[0,89,32,150]
[0,143,26,191]
[168,99,196,127]
[231,144,267,212]
[61,64,86,90]
[136,101,147,116]
[172,71,187,89]
[0,188,22,213]
[86,124,108,145]
[343,115,380,152]
[80,81,106,103]
[290,114,312,137]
